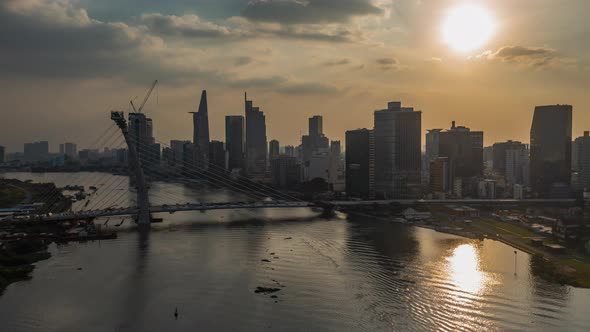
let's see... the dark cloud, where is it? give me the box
[234,56,253,66]
[242,0,383,24]
[375,57,398,70]
[276,82,339,95]
[376,58,397,65]
[475,46,573,67]
[139,13,232,38]
[323,58,350,66]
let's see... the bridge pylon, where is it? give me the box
[111,111,152,225]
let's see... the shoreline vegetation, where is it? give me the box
[0,179,72,294]
[341,205,590,289]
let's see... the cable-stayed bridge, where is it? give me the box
[2,111,321,225]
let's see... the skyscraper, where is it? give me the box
[269,139,280,160]
[0,145,4,164]
[225,115,245,172]
[345,129,375,199]
[209,140,226,170]
[530,105,572,197]
[301,115,329,163]
[244,92,267,177]
[190,90,210,169]
[438,121,484,184]
[574,131,590,191]
[24,141,49,162]
[505,145,530,185]
[129,113,160,169]
[309,116,323,137]
[373,102,422,198]
[492,140,526,176]
[59,142,77,160]
[430,157,450,194]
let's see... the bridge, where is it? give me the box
[1,108,577,226]
[2,110,322,225]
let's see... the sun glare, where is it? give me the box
[442,4,495,53]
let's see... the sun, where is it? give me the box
[442,4,495,53]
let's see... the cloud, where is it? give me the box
[139,13,234,38]
[234,56,253,66]
[242,0,383,24]
[375,57,398,70]
[322,58,350,66]
[141,14,364,43]
[475,46,574,68]
[276,82,339,95]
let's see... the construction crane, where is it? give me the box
[130,80,158,113]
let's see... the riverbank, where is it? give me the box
[0,239,51,294]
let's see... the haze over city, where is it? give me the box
[1,0,589,151]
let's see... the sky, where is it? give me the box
[1,0,589,152]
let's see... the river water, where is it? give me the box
[1,172,589,331]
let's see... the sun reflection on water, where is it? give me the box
[447,244,486,295]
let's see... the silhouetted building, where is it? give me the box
[345,128,375,199]
[24,141,49,162]
[269,139,280,160]
[301,115,329,163]
[0,145,5,164]
[128,112,160,168]
[430,157,450,194]
[190,90,210,169]
[374,102,422,198]
[530,105,572,197]
[438,121,484,196]
[209,140,226,170]
[59,142,77,160]
[425,129,442,164]
[493,140,526,176]
[225,115,245,171]
[506,145,530,185]
[483,146,494,169]
[245,93,267,177]
[284,145,295,157]
[574,131,590,190]
[309,115,323,137]
[271,155,300,189]
[169,140,190,168]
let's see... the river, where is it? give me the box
[1,172,589,331]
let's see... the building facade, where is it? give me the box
[225,115,245,172]
[373,102,422,198]
[244,93,267,177]
[345,129,375,199]
[530,105,572,197]
[190,90,210,170]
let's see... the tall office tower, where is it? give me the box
[493,140,526,176]
[190,90,210,169]
[129,113,160,168]
[225,115,245,172]
[269,139,280,160]
[425,129,442,163]
[373,102,422,198]
[574,131,590,191]
[284,145,295,157]
[309,116,323,137]
[59,143,77,160]
[345,129,375,199]
[169,140,190,167]
[209,140,226,171]
[438,121,484,195]
[24,141,49,162]
[244,92,267,177]
[0,145,4,164]
[505,145,530,185]
[328,140,344,191]
[301,115,330,163]
[430,157,450,194]
[483,146,494,169]
[530,105,573,198]
[271,155,301,189]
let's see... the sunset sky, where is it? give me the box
[1,0,588,152]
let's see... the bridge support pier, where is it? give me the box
[111,111,152,226]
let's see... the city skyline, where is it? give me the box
[1,0,589,151]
